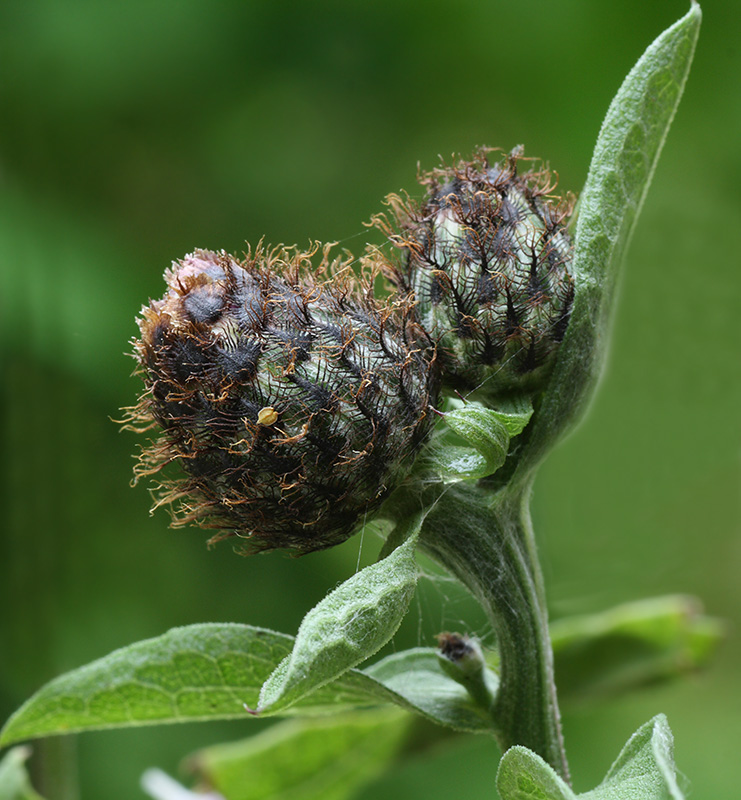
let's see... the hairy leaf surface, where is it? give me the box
[256,530,421,713]
[497,715,685,800]
[0,625,374,744]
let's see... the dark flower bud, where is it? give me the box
[374,147,575,399]
[124,244,437,554]
[435,632,496,711]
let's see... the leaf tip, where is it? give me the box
[243,702,260,717]
[684,0,702,31]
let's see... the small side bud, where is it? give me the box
[436,632,497,711]
[375,147,576,400]
[123,244,438,555]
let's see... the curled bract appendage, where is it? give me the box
[375,147,576,401]
[124,244,438,554]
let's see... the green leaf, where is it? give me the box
[516,2,702,474]
[497,715,686,800]
[190,709,410,800]
[0,747,45,800]
[283,645,500,734]
[497,745,574,800]
[551,595,724,703]
[581,715,685,800]
[257,529,420,714]
[269,645,501,734]
[294,643,499,735]
[421,444,494,482]
[421,401,533,481]
[0,624,370,745]
[3,593,716,746]
[446,401,533,440]
[364,648,498,734]
[0,624,499,745]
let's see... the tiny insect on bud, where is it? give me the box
[256,407,279,426]
[123,244,438,554]
[374,147,576,400]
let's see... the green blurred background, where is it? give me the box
[1,0,738,797]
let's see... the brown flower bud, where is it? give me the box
[124,244,437,554]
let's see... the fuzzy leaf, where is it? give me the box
[0,747,45,800]
[0,623,500,745]
[422,402,533,481]
[257,528,421,714]
[0,625,391,745]
[580,715,684,800]
[286,646,500,733]
[497,715,685,800]
[364,648,498,733]
[191,709,410,800]
[497,745,574,800]
[516,2,702,473]
[4,592,716,746]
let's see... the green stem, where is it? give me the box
[418,479,569,783]
[30,736,80,800]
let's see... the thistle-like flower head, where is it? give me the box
[124,244,437,554]
[375,147,576,400]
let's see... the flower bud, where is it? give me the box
[375,147,575,399]
[125,244,437,554]
[436,632,497,710]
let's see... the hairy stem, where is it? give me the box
[418,479,569,782]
